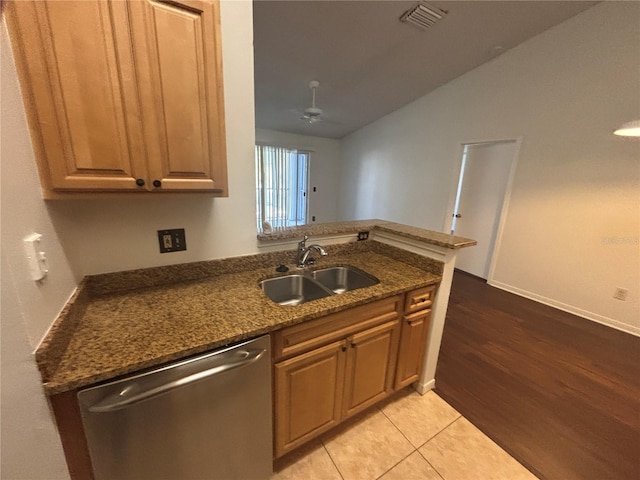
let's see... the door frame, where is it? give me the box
[443,136,523,282]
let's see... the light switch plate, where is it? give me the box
[24,233,48,281]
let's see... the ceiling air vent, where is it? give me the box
[400,2,447,31]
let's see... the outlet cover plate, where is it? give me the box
[158,229,187,253]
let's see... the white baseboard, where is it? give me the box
[413,378,435,395]
[488,280,640,337]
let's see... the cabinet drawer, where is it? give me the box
[273,295,402,361]
[404,285,436,314]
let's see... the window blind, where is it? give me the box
[255,145,308,231]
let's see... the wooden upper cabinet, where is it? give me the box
[6,0,228,197]
[129,0,227,193]
[6,1,146,192]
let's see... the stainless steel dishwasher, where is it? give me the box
[77,335,272,480]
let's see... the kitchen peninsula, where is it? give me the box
[36,220,474,478]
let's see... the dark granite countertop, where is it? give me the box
[37,241,443,395]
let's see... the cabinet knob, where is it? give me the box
[135,178,145,187]
[153,179,162,188]
[341,346,347,352]
[351,342,356,348]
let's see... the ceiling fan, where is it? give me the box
[300,80,323,124]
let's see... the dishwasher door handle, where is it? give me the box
[88,348,266,413]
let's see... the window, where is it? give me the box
[255,145,309,231]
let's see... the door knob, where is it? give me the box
[453,213,462,218]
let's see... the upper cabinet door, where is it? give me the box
[129,0,228,194]
[6,1,147,192]
[7,0,228,197]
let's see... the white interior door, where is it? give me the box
[452,141,517,279]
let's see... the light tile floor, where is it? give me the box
[272,390,537,480]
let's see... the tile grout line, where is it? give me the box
[320,441,345,480]
[414,416,465,480]
[314,401,462,480]
[379,400,462,450]
[416,448,447,480]
[378,404,419,448]
[374,404,428,479]
[418,415,463,449]
[374,448,418,480]
[377,402,462,480]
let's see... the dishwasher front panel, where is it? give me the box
[77,335,272,480]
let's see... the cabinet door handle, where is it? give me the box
[351,342,356,348]
[341,345,347,352]
[153,179,162,188]
[135,178,145,187]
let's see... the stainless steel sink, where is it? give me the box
[259,266,379,305]
[259,274,333,306]
[311,266,379,294]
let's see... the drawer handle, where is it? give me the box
[413,295,431,305]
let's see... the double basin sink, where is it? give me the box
[260,266,379,306]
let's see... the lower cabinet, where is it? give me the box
[274,340,346,454]
[395,308,432,389]
[272,285,436,458]
[342,320,400,418]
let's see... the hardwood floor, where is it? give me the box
[435,271,640,480]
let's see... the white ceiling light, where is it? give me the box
[614,120,640,137]
[400,2,448,31]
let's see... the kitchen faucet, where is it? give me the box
[296,236,328,268]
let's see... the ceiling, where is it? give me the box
[253,0,598,139]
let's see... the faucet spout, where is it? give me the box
[296,236,328,267]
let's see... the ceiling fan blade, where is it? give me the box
[300,115,322,124]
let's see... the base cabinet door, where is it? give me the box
[342,320,400,418]
[272,290,438,458]
[395,309,432,389]
[274,340,346,457]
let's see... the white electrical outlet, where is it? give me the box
[613,287,628,301]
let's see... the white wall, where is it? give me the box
[0,1,256,477]
[1,19,75,479]
[255,128,341,224]
[339,2,640,335]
